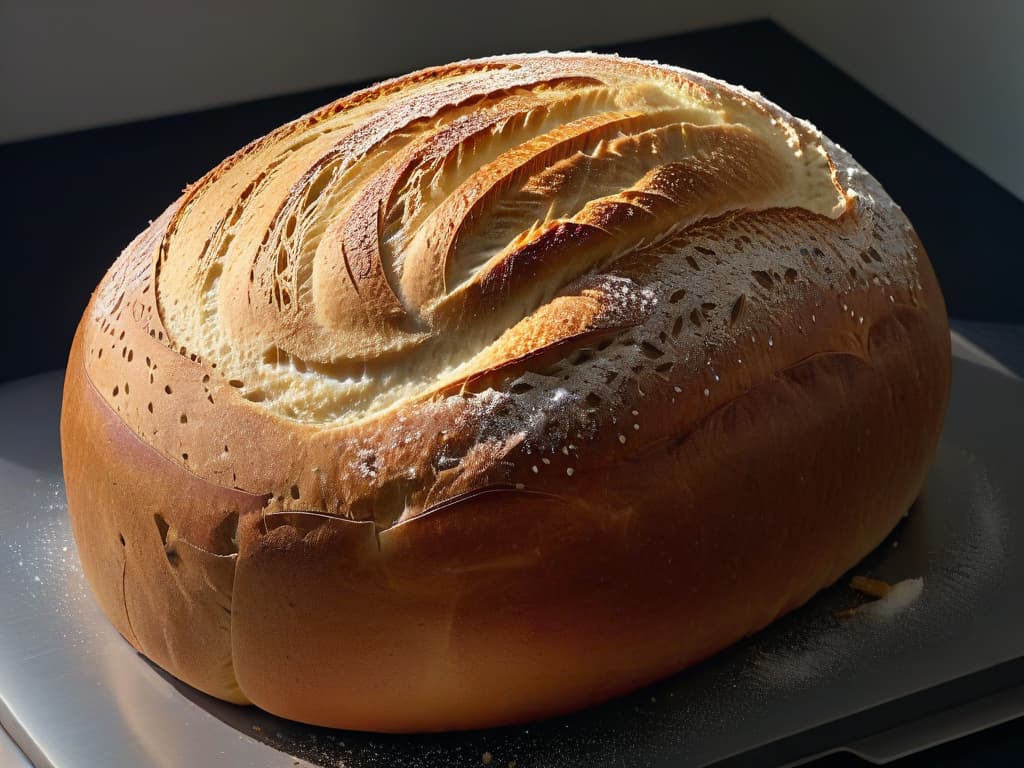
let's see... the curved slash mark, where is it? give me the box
[340,240,361,300]
[121,557,139,647]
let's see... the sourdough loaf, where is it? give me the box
[61,53,951,732]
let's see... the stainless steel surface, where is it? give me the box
[0,727,32,768]
[950,321,1024,378]
[842,683,1024,764]
[1,342,1022,768]
[950,329,1020,380]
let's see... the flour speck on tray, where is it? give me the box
[861,578,924,619]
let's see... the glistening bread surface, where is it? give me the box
[61,53,950,731]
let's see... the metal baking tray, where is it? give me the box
[2,336,1022,767]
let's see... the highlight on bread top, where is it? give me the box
[60,53,951,732]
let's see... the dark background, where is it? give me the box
[0,18,1021,766]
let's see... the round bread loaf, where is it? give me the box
[61,53,951,732]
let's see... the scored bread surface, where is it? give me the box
[61,53,950,731]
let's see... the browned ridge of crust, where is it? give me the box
[61,53,951,731]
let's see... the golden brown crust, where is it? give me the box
[61,327,267,702]
[61,52,951,731]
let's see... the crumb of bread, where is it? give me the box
[849,575,892,598]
